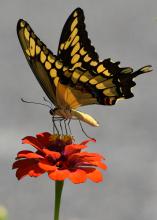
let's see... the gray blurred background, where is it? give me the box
[0,0,157,219]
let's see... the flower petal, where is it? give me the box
[17,150,43,159]
[36,132,51,147]
[90,161,107,170]
[12,159,34,169]
[13,159,44,180]
[48,169,69,181]
[80,138,96,146]
[38,160,56,171]
[67,152,98,164]
[69,152,104,165]
[81,152,105,160]
[64,144,87,156]
[68,169,87,184]
[42,149,61,160]
[28,166,45,177]
[22,136,43,151]
[84,168,103,183]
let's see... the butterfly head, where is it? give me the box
[49,108,56,116]
[49,108,72,120]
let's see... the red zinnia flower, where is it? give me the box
[12,132,107,184]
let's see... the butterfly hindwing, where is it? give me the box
[59,64,152,106]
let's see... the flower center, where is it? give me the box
[47,134,74,153]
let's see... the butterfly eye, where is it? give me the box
[49,109,54,115]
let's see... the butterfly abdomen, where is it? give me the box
[71,109,99,127]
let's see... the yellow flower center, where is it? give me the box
[49,134,74,146]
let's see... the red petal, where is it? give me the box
[67,153,86,166]
[38,160,56,171]
[67,152,101,165]
[36,132,51,138]
[36,132,51,146]
[82,152,105,160]
[42,149,61,160]
[12,159,35,169]
[84,168,103,183]
[48,169,69,181]
[28,165,45,177]
[17,150,43,159]
[22,136,43,151]
[90,161,107,170]
[16,168,30,180]
[13,159,44,180]
[64,144,87,156]
[69,152,105,166]
[68,169,87,184]
[80,138,96,146]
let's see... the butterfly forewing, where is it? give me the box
[57,8,132,78]
[57,8,99,70]
[17,19,61,106]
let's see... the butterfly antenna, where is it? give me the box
[43,97,52,107]
[21,98,51,109]
[79,120,94,139]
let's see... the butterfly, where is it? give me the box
[17,8,152,127]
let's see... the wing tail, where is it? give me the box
[117,65,153,99]
[132,65,153,77]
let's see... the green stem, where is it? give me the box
[54,181,64,220]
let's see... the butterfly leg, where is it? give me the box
[52,115,59,134]
[63,119,68,135]
[67,118,72,135]
[59,118,64,135]
[78,120,94,139]
[56,117,65,135]
[52,116,55,134]
[52,116,65,135]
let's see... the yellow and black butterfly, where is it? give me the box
[17,8,152,127]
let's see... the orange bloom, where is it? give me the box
[12,132,107,184]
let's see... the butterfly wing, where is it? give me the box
[57,8,99,71]
[17,19,60,106]
[57,8,132,77]
[55,80,98,109]
[59,65,152,107]
[57,8,152,106]
[17,10,152,111]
